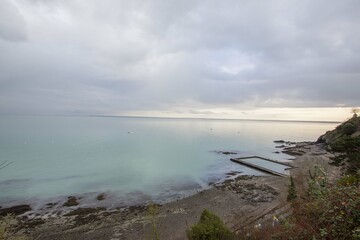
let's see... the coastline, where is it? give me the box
[2,140,341,240]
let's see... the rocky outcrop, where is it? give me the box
[317,114,360,145]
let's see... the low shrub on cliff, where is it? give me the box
[271,169,360,240]
[330,136,360,173]
[343,122,357,135]
[187,209,234,240]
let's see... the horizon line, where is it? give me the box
[0,113,342,124]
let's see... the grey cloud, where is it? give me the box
[0,0,27,41]
[0,0,360,115]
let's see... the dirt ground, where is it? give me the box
[6,142,340,240]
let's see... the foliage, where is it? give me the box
[270,168,360,240]
[307,165,328,198]
[268,118,360,239]
[330,136,360,153]
[330,136,360,174]
[287,176,297,202]
[337,174,360,186]
[187,209,234,240]
[343,122,357,135]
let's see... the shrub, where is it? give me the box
[187,209,234,240]
[337,174,360,186]
[307,165,328,198]
[330,136,360,173]
[343,122,357,135]
[330,136,360,152]
[287,176,297,202]
[308,182,360,239]
[270,172,360,240]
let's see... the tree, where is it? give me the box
[351,107,359,116]
[287,176,297,201]
[187,209,234,240]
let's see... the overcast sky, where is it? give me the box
[1,0,359,121]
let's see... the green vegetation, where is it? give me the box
[187,115,360,239]
[343,122,357,135]
[187,209,234,240]
[270,115,360,239]
[318,112,359,144]
[330,136,360,174]
[307,165,328,197]
[271,168,360,240]
[287,176,297,202]
[323,112,360,173]
[237,117,360,239]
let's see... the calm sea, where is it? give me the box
[0,116,336,208]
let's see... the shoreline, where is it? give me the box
[0,151,265,215]
[3,141,340,239]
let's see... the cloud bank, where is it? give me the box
[0,0,359,119]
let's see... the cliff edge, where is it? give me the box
[317,113,360,144]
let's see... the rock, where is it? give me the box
[226,171,241,176]
[274,140,296,146]
[46,202,58,209]
[63,196,79,207]
[96,193,106,201]
[282,150,304,156]
[0,204,31,216]
[21,218,46,228]
[275,145,285,148]
[216,151,237,155]
[64,207,105,217]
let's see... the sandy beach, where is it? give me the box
[2,141,341,240]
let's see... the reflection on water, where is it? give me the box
[0,116,336,205]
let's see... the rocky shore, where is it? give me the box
[2,141,339,240]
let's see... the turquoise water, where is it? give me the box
[0,116,336,207]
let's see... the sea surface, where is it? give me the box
[0,116,337,208]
